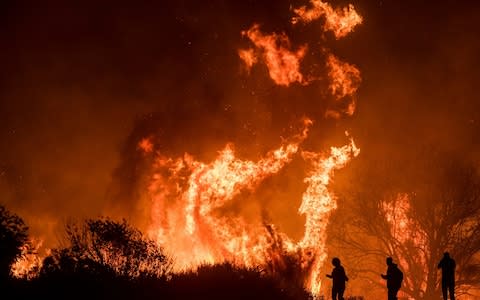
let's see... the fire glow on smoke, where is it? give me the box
[144,0,364,294]
[13,0,364,295]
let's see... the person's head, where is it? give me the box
[444,252,450,258]
[386,257,393,266]
[332,257,341,267]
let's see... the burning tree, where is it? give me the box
[330,149,480,299]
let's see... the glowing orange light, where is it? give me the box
[299,134,360,294]
[146,121,359,295]
[292,0,363,39]
[241,24,308,86]
[238,48,257,72]
[382,193,429,293]
[138,137,154,153]
[327,54,361,100]
[11,238,48,279]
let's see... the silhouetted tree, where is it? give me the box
[0,205,29,280]
[330,149,480,300]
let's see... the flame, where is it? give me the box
[146,120,359,295]
[238,48,257,72]
[148,120,311,269]
[292,0,363,39]
[240,3,362,118]
[11,238,48,279]
[327,54,361,100]
[299,134,360,294]
[382,193,428,254]
[323,54,361,119]
[138,137,154,154]
[241,24,308,86]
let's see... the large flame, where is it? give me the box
[299,134,360,294]
[146,121,359,294]
[148,120,311,269]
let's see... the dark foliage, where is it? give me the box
[165,262,312,300]
[0,204,29,281]
[7,262,313,300]
[41,218,172,279]
[4,217,313,300]
[8,262,313,300]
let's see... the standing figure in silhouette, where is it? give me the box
[326,257,349,300]
[381,257,403,300]
[438,252,456,300]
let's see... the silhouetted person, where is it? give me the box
[438,252,456,300]
[381,257,403,300]
[326,257,349,300]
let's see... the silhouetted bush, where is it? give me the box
[6,217,313,300]
[17,262,312,300]
[41,218,172,279]
[164,262,312,300]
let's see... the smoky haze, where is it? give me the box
[0,0,479,254]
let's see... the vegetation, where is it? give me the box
[0,209,312,300]
[4,148,480,300]
[0,205,29,281]
[41,218,172,279]
[331,149,480,299]
[12,150,479,300]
